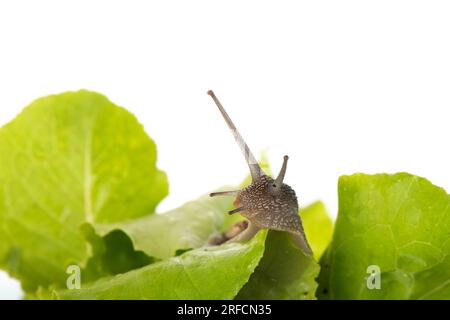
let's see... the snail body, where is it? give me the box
[207,90,312,255]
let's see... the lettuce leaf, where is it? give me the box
[55,225,323,300]
[0,90,168,291]
[317,173,450,299]
[55,230,268,299]
[300,201,333,260]
[78,195,233,281]
[236,231,320,299]
[68,198,324,299]
[91,195,232,260]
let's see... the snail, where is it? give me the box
[207,90,312,255]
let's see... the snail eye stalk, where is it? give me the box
[207,90,264,182]
[209,190,239,197]
[274,155,289,188]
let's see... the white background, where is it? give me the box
[0,1,449,299]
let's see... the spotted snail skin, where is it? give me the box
[237,175,302,233]
[207,90,312,255]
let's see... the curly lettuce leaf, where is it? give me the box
[56,199,325,300]
[54,230,268,300]
[301,201,333,260]
[0,90,168,291]
[236,230,320,299]
[78,194,233,281]
[55,227,321,300]
[91,195,232,260]
[317,173,450,300]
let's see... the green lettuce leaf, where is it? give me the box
[91,195,232,260]
[300,201,333,260]
[78,194,233,281]
[54,230,268,299]
[317,173,450,300]
[55,200,324,299]
[78,196,324,299]
[79,224,157,282]
[0,90,168,291]
[55,227,321,300]
[236,230,320,299]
